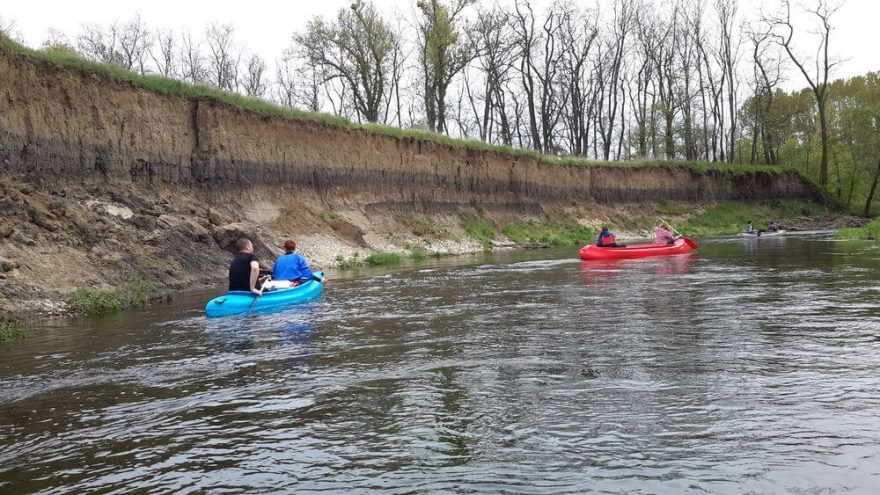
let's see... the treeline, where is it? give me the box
[742,73,880,215]
[2,0,878,214]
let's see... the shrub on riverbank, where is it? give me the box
[365,252,403,266]
[68,289,122,317]
[501,221,594,246]
[836,219,880,240]
[0,319,26,344]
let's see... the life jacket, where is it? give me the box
[599,233,617,246]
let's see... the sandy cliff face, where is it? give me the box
[0,45,820,318]
[0,45,816,207]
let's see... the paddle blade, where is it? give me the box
[684,237,698,249]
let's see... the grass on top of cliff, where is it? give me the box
[0,34,788,176]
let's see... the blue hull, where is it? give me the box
[205,274,324,318]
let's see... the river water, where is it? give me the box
[2,236,880,494]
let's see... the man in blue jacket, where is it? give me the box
[596,226,619,247]
[272,240,327,284]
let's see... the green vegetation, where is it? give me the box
[501,221,594,246]
[66,267,160,317]
[335,249,444,270]
[365,252,403,266]
[336,253,363,270]
[837,219,880,240]
[68,288,123,317]
[744,72,880,215]
[396,213,456,240]
[461,216,496,248]
[0,319,26,344]
[657,199,693,216]
[0,33,790,177]
[116,267,157,309]
[679,200,830,236]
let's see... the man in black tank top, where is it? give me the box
[228,238,263,295]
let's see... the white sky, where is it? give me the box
[2,0,878,89]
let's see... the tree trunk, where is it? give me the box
[817,95,829,186]
[864,155,880,217]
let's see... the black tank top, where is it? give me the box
[228,252,258,291]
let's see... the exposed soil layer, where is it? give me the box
[0,44,827,319]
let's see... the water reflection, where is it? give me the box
[2,239,880,493]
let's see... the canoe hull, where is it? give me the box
[579,238,695,260]
[205,273,324,318]
[738,230,786,238]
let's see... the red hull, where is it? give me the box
[579,238,696,260]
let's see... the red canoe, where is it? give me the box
[579,237,698,260]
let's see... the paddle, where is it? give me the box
[247,275,271,316]
[659,217,698,249]
[246,292,261,316]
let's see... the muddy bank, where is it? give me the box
[0,43,826,319]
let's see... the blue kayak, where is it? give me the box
[205,272,324,318]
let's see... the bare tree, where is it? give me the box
[767,0,841,186]
[151,29,177,77]
[716,0,740,163]
[205,23,241,91]
[241,53,269,97]
[42,28,72,50]
[417,0,476,133]
[0,16,24,42]
[77,22,123,65]
[179,31,208,84]
[596,0,632,160]
[118,14,153,74]
[745,26,783,164]
[512,0,542,151]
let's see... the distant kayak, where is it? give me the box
[205,272,324,318]
[579,238,697,260]
[738,230,786,238]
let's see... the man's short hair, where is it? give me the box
[235,238,252,251]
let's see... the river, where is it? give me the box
[2,235,880,493]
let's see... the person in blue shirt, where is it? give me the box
[272,240,327,284]
[596,226,619,247]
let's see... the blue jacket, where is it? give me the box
[272,253,315,281]
[596,231,616,246]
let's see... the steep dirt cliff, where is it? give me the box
[0,44,821,318]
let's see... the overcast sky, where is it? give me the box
[2,0,878,89]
